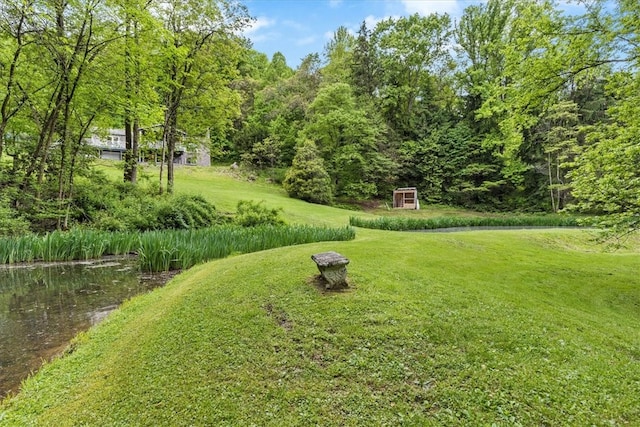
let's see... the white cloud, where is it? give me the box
[243,16,276,36]
[329,0,343,8]
[249,33,276,43]
[401,0,462,17]
[364,14,385,29]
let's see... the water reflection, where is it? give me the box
[0,258,175,398]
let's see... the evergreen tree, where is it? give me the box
[350,21,378,100]
[283,140,332,204]
[322,26,355,85]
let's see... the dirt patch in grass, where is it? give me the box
[264,302,293,331]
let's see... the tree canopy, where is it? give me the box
[1,0,639,235]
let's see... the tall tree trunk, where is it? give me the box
[23,86,64,188]
[159,128,166,195]
[57,79,72,202]
[556,156,563,211]
[129,17,142,184]
[0,1,33,160]
[548,152,556,213]
[123,16,137,183]
[124,118,136,182]
[64,114,95,228]
[166,105,177,194]
[132,118,139,181]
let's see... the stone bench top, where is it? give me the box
[311,251,350,268]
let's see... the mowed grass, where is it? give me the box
[1,228,639,426]
[2,164,639,425]
[103,163,370,227]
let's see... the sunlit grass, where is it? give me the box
[1,163,638,425]
[98,163,376,227]
[1,229,638,425]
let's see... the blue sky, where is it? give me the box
[242,0,592,69]
[242,0,485,67]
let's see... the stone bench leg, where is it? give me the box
[311,251,350,289]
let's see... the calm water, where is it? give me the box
[0,259,175,398]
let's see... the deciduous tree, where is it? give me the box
[154,0,249,193]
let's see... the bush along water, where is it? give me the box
[349,215,582,231]
[90,192,224,232]
[234,200,285,227]
[0,225,356,272]
[137,224,355,272]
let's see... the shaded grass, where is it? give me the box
[367,203,491,218]
[1,229,638,425]
[350,214,582,231]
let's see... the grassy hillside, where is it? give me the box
[102,163,372,227]
[2,165,639,425]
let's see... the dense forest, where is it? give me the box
[0,0,638,235]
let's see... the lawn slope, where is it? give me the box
[104,163,371,227]
[2,229,638,426]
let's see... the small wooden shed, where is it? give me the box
[393,187,419,209]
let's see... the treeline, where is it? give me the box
[1,0,639,235]
[229,0,639,234]
[0,0,250,231]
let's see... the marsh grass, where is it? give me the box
[350,214,582,231]
[0,230,133,264]
[0,226,355,272]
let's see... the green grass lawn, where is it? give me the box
[2,164,639,426]
[104,163,370,227]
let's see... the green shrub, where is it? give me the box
[283,140,333,205]
[92,212,127,232]
[71,173,125,221]
[72,174,220,231]
[234,200,285,227]
[156,195,219,230]
[349,214,582,231]
[339,181,378,201]
[178,195,219,228]
[0,210,31,237]
[0,192,31,236]
[156,202,190,229]
[262,167,288,184]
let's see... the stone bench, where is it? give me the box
[311,251,350,289]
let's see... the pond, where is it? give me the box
[0,258,175,398]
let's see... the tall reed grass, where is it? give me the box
[0,230,137,264]
[137,225,355,272]
[349,215,582,231]
[0,225,356,272]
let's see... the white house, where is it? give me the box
[88,129,210,166]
